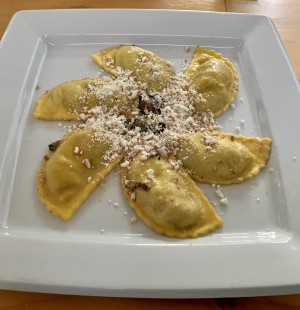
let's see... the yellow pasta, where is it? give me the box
[120,153,223,238]
[185,47,238,116]
[92,45,175,92]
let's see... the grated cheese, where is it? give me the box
[146,168,155,180]
[68,66,219,168]
[220,197,228,206]
[82,158,91,169]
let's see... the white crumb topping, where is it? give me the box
[130,216,137,224]
[220,197,228,206]
[146,168,154,180]
[68,66,219,167]
[235,126,241,134]
[82,158,91,169]
[130,191,136,200]
[169,159,182,170]
[211,201,217,207]
[214,185,229,206]
[140,154,148,161]
[120,160,130,168]
[215,189,224,198]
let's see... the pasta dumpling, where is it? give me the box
[120,153,223,238]
[92,45,175,92]
[33,78,135,120]
[37,129,119,220]
[176,131,272,184]
[185,47,238,116]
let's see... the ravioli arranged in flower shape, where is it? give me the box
[34,45,272,238]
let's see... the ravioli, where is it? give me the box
[185,47,238,116]
[176,131,272,184]
[92,45,175,92]
[33,77,135,120]
[37,129,119,220]
[120,153,223,238]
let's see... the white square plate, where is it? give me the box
[0,9,300,297]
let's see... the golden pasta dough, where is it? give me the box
[185,47,238,116]
[33,77,136,120]
[37,129,119,220]
[92,45,175,92]
[120,153,223,238]
[176,131,272,184]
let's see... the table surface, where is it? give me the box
[0,0,300,309]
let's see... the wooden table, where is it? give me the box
[0,1,299,309]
